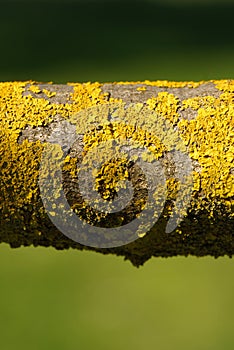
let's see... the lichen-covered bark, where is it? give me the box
[0,80,233,267]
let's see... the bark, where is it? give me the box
[0,80,233,267]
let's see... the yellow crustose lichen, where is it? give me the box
[180,85,233,217]
[0,80,233,236]
[146,81,233,220]
[0,81,114,226]
[146,91,180,124]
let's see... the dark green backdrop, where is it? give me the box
[1,0,234,82]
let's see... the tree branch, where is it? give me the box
[0,80,233,266]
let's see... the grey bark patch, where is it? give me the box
[101,82,222,121]
[102,82,222,101]
[23,83,74,104]
[17,114,84,151]
[178,106,198,121]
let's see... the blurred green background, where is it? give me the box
[0,0,233,349]
[1,0,234,82]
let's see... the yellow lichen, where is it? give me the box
[0,81,117,228]
[146,92,180,124]
[28,85,41,94]
[178,91,234,217]
[42,89,56,98]
[212,79,234,93]
[0,79,233,242]
[80,121,166,203]
[82,122,165,157]
[182,95,217,111]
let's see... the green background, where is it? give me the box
[0,1,233,349]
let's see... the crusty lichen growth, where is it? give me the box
[0,81,116,235]
[146,83,234,223]
[179,86,234,218]
[81,122,165,200]
[0,79,233,265]
[146,92,180,124]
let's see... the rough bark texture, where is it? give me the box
[0,80,233,266]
